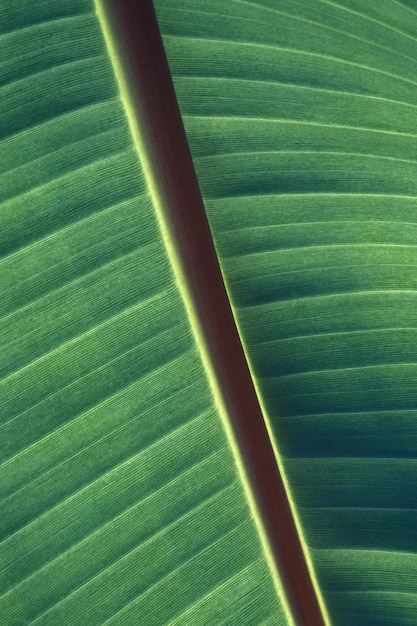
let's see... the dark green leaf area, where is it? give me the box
[326,591,417,626]
[184,117,417,163]
[238,292,417,343]
[0,336,200,533]
[195,152,417,198]
[0,118,130,205]
[0,2,115,139]
[1,1,90,36]
[263,363,417,414]
[156,0,417,623]
[0,56,116,142]
[252,329,417,379]
[273,409,417,459]
[303,507,417,552]
[0,100,125,176]
[0,242,170,382]
[315,547,417,593]
[159,0,417,86]
[0,15,103,87]
[165,37,417,107]
[177,76,417,135]
[205,194,417,232]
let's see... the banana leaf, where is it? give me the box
[155,1,417,625]
[0,2,290,625]
[2,0,417,625]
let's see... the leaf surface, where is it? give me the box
[154,0,417,624]
[5,0,416,624]
[0,2,289,625]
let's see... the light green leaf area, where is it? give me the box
[0,2,287,625]
[155,0,417,624]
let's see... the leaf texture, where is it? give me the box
[154,0,417,624]
[0,2,289,625]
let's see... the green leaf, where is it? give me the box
[0,3,289,625]
[154,1,417,625]
[3,0,417,625]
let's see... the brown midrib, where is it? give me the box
[98,2,326,625]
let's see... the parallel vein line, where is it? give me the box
[0,283,170,385]
[184,115,417,141]
[220,220,417,234]
[91,519,248,626]
[212,191,417,200]
[167,34,417,92]
[242,288,417,309]
[227,242,417,261]
[253,326,417,346]
[158,560,259,626]
[320,0,417,46]
[284,409,417,419]
[233,0,417,64]
[0,239,160,328]
[0,54,106,94]
[0,445,228,602]
[27,487,242,626]
[0,410,218,550]
[265,361,417,380]
[199,149,417,166]
[0,317,185,431]
[0,348,197,471]
[186,75,417,111]
[0,11,94,39]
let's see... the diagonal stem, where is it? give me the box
[95,2,327,624]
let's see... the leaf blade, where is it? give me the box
[0,2,289,625]
[155,0,417,624]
